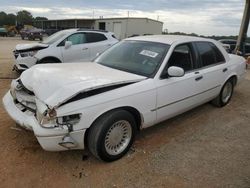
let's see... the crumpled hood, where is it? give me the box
[20,63,146,108]
[16,43,48,51]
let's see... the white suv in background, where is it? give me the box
[13,29,118,71]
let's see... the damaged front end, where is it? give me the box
[4,79,85,150]
[3,70,144,151]
[13,43,49,71]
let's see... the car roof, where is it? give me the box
[124,35,216,45]
[63,28,112,34]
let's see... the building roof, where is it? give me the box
[34,17,163,24]
[39,18,95,22]
[96,17,163,24]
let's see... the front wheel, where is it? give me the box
[211,79,234,107]
[38,58,61,64]
[87,110,137,162]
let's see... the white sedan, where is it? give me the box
[3,35,246,161]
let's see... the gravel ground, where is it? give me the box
[0,37,250,188]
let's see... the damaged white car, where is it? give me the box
[13,29,118,71]
[3,35,246,161]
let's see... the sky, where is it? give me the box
[1,0,249,36]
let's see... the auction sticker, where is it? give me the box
[139,50,158,58]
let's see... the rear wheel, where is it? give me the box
[212,79,234,107]
[87,110,137,162]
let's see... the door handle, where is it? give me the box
[195,76,203,81]
[107,44,112,46]
[223,68,228,72]
[82,48,88,50]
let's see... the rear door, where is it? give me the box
[193,41,229,100]
[85,32,111,59]
[60,32,91,62]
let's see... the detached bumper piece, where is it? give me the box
[59,135,77,149]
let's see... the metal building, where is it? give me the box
[33,17,163,40]
[95,18,163,39]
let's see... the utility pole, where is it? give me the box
[235,0,250,55]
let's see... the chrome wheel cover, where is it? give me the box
[104,120,132,155]
[222,82,233,103]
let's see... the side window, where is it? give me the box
[210,43,225,63]
[168,43,194,72]
[196,42,225,67]
[67,33,86,45]
[86,33,107,43]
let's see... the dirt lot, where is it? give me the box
[0,37,250,188]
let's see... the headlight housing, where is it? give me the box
[36,110,57,128]
[37,109,81,129]
[20,51,37,57]
[36,101,58,128]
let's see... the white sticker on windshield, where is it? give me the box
[139,50,159,58]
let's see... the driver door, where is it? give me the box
[155,43,204,123]
[61,32,91,62]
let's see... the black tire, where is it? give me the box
[87,110,137,162]
[21,36,24,40]
[211,79,234,107]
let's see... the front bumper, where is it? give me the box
[14,55,38,71]
[2,91,85,151]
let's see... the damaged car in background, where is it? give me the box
[3,35,246,162]
[13,28,118,71]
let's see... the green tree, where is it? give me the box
[6,13,16,25]
[0,11,7,26]
[16,10,33,25]
[34,16,48,21]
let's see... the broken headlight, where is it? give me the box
[36,107,58,128]
[37,112,57,128]
[20,51,37,57]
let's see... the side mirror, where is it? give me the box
[65,41,72,49]
[167,66,185,77]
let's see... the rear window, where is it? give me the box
[86,33,107,43]
[196,42,225,67]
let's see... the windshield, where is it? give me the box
[95,40,170,77]
[42,30,72,45]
